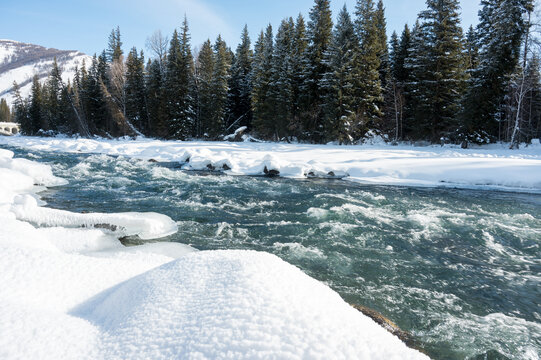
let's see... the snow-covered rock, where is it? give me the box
[0,39,91,105]
[2,136,541,192]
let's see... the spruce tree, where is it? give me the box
[209,35,231,138]
[251,26,274,137]
[389,26,411,141]
[375,0,389,88]
[354,0,384,137]
[12,82,30,133]
[269,18,295,140]
[83,55,107,134]
[464,25,479,72]
[107,26,123,62]
[165,18,196,139]
[461,0,533,141]
[227,25,253,130]
[406,0,466,142]
[302,0,333,142]
[289,14,309,137]
[322,5,358,143]
[146,59,167,137]
[45,57,65,132]
[195,40,215,137]
[125,48,149,134]
[29,75,44,135]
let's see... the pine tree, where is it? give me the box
[29,75,44,134]
[524,55,541,141]
[389,26,411,141]
[227,25,253,131]
[107,26,123,62]
[461,0,533,141]
[268,18,295,140]
[45,57,65,132]
[406,0,466,142]
[82,55,107,134]
[146,59,167,137]
[125,48,149,134]
[353,0,384,137]
[208,35,231,138]
[464,25,479,72]
[321,5,358,143]
[302,0,333,142]
[195,40,215,137]
[251,26,274,137]
[12,82,30,133]
[165,18,196,139]
[375,0,389,88]
[289,14,309,137]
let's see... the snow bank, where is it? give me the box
[2,136,541,192]
[0,145,428,358]
[74,250,425,359]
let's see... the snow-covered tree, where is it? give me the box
[461,0,533,141]
[301,0,333,142]
[125,47,148,134]
[321,5,358,143]
[288,14,309,137]
[406,0,467,142]
[268,18,295,140]
[165,18,196,139]
[227,25,253,131]
[353,0,384,136]
[208,35,231,138]
[195,40,216,137]
[252,26,274,137]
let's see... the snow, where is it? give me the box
[0,144,428,358]
[11,194,178,240]
[2,135,541,192]
[0,40,91,105]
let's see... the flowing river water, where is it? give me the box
[8,146,541,360]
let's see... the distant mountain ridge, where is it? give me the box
[0,39,91,106]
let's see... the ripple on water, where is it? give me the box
[9,146,540,360]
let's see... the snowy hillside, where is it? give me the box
[0,39,91,105]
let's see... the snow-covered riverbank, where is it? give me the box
[2,136,541,192]
[0,147,428,358]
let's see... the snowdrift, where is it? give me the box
[2,136,541,192]
[0,145,428,358]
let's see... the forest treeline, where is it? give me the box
[9,0,541,147]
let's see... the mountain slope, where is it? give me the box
[0,39,92,106]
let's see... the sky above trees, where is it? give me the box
[3,0,480,56]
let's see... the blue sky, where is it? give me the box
[3,0,481,56]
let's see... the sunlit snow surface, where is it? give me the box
[0,148,428,359]
[1,136,541,192]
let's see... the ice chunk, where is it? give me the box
[11,194,178,240]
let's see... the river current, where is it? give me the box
[9,146,541,360]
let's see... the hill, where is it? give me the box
[0,39,91,106]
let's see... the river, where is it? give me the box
[9,146,541,360]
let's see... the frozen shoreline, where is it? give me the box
[1,135,541,193]
[0,145,428,358]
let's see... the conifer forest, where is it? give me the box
[11,0,541,147]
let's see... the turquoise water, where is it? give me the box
[9,146,541,360]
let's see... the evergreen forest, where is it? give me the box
[9,0,541,147]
